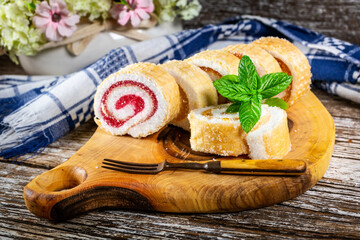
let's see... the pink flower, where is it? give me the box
[110,0,154,27]
[33,0,80,42]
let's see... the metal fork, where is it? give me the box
[102,158,307,175]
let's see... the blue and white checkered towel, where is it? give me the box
[1,15,359,159]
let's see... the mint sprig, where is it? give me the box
[213,55,292,133]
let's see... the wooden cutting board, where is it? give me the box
[24,91,335,220]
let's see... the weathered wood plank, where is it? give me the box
[311,88,360,120]
[0,161,359,239]
[0,55,26,75]
[184,0,360,45]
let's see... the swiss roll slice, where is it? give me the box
[251,37,312,106]
[161,60,218,131]
[188,104,291,159]
[185,50,240,103]
[94,62,180,137]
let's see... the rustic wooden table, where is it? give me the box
[1,0,360,239]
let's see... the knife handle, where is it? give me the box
[209,159,307,175]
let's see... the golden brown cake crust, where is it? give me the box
[185,50,240,76]
[223,44,282,76]
[251,37,312,106]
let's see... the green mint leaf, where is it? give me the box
[213,74,251,93]
[226,102,241,113]
[238,94,262,133]
[258,72,292,99]
[213,76,251,102]
[238,55,260,90]
[213,74,239,87]
[217,84,251,102]
[264,97,289,110]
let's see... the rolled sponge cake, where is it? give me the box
[185,50,240,103]
[161,60,218,131]
[251,37,312,106]
[223,44,282,77]
[94,62,180,138]
[188,104,291,159]
[185,50,239,81]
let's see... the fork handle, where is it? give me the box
[205,159,307,175]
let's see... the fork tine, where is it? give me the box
[102,165,157,173]
[102,158,160,174]
[103,158,159,167]
[103,161,158,170]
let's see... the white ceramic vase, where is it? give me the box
[19,21,183,76]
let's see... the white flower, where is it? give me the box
[154,0,201,22]
[0,1,46,63]
[176,0,187,8]
[65,0,112,20]
[178,0,201,20]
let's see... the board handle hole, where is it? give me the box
[35,166,87,192]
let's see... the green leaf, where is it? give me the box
[258,72,292,99]
[213,74,239,87]
[217,84,251,102]
[238,55,260,90]
[213,76,251,102]
[264,97,289,110]
[114,0,134,9]
[28,2,36,10]
[226,102,241,113]
[238,94,262,133]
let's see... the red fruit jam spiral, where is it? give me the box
[101,80,158,128]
